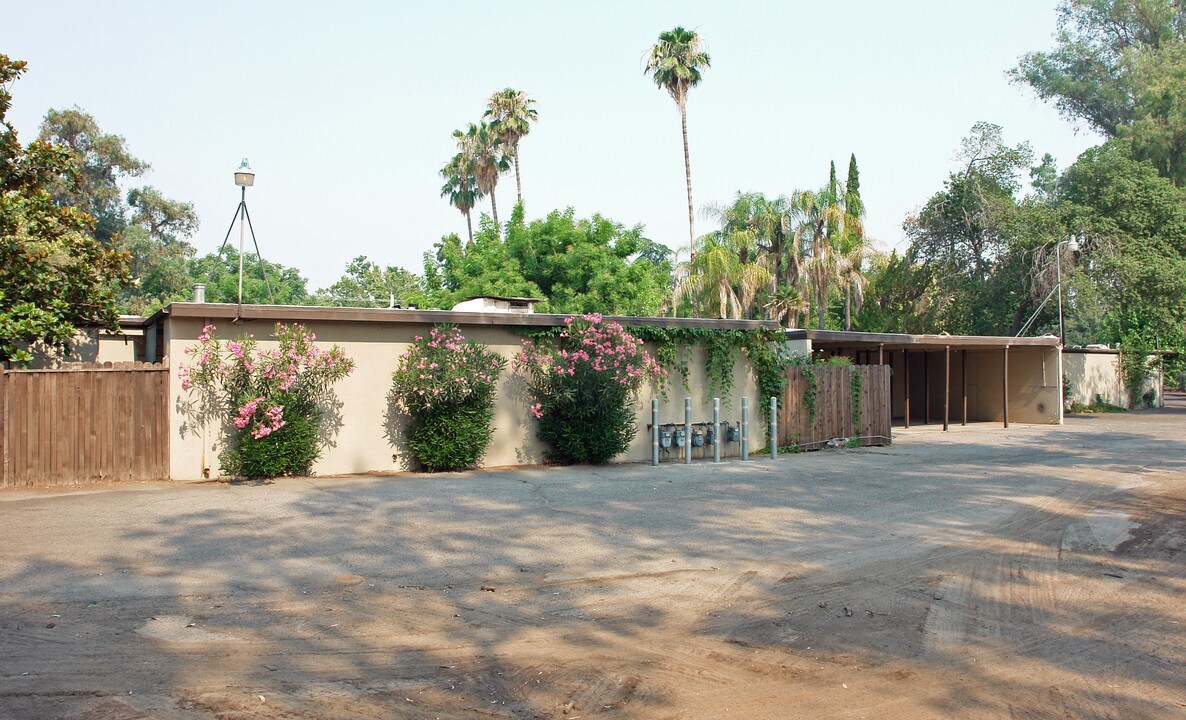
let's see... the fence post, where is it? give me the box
[684,397,692,465]
[770,396,778,461]
[741,397,749,461]
[651,398,659,467]
[713,397,720,463]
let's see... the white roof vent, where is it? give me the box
[450,296,540,314]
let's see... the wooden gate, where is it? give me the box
[780,365,892,449]
[0,362,169,487]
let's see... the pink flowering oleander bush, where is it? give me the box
[514,313,664,464]
[390,325,506,472]
[179,323,354,478]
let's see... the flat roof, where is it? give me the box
[785,328,1060,350]
[149,303,781,332]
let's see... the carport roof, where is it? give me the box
[784,329,1060,351]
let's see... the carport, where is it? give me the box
[784,330,1063,429]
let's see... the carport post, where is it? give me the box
[904,352,911,429]
[924,352,930,425]
[962,350,968,426]
[713,397,721,463]
[684,397,692,465]
[1003,346,1010,429]
[944,345,950,431]
[878,344,884,365]
[651,399,659,466]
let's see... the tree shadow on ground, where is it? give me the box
[1,409,1185,718]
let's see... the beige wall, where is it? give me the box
[18,327,142,369]
[1063,351,1164,408]
[166,316,761,481]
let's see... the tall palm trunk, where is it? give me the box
[465,209,473,245]
[680,98,695,262]
[490,193,500,236]
[814,227,827,330]
[845,284,852,331]
[513,153,523,206]
[816,267,827,330]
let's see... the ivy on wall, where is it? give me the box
[527,322,797,423]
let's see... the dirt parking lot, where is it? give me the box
[2,397,1185,719]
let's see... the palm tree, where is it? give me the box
[440,152,480,244]
[674,235,771,319]
[484,88,538,207]
[791,186,843,330]
[645,26,710,262]
[454,123,511,234]
[835,241,868,330]
[703,191,802,309]
[764,286,810,328]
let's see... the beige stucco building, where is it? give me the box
[145,303,769,481]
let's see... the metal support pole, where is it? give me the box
[1003,346,1010,429]
[651,399,659,467]
[770,396,778,461]
[684,397,692,465]
[1057,241,1064,346]
[741,397,750,461]
[712,397,720,463]
[944,345,950,432]
[924,352,930,425]
[237,186,245,308]
[962,350,968,426]
[904,352,911,429]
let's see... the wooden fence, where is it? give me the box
[0,362,169,487]
[780,365,892,449]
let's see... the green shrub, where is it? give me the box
[390,326,504,472]
[515,314,664,464]
[179,323,354,478]
[222,407,321,477]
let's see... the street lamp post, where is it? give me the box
[234,160,253,307]
[217,158,273,310]
[1017,235,1080,343]
[1056,235,1080,346]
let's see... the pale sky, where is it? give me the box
[4,1,1102,292]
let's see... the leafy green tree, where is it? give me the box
[1060,142,1186,352]
[119,186,201,315]
[424,208,672,316]
[188,249,311,306]
[645,26,711,261]
[37,107,148,243]
[1120,41,1186,185]
[853,250,938,334]
[902,123,1037,334]
[838,154,868,330]
[314,255,425,308]
[423,222,541,310]
[1013,0,1186,185]
[1011,0,1184,136]
[1030,153,1061,199]
[0,56,130,365]
[484,88,538,206]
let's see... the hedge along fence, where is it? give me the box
[780,365,892,449]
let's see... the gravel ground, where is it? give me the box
[1,395,1184,719]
